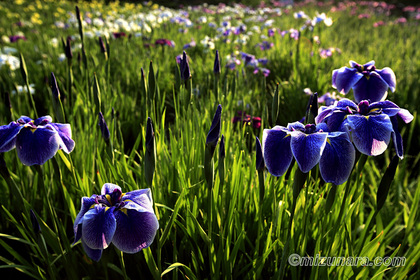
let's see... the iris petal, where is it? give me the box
[397,109,414,124]
[122,189,154,212]
[262,127,293,176]
[16,126,60,166]
[362,60,375,68]
[352,72,389,103]
[332,67,363,94]
[81,205,116,250]
[0,122,23,152]
[82,240,103,262]
[34,116,52,126]
[286,121,305,131]
[101,183,122,195]
[376,67,396,92]
[16,116,33,124]
[368,100,400,117]
[346,114,393,156]
[112,209,159,253]
[74,196,97,244]
[321,111,351,132]
[290,131,328,173]
[319,132,355,185]
[50,123,75,153]
[335,99,358,109]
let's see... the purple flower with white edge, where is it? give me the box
[263,122,355,185]
[332,60,396,103]
[0,116,75,166]
[316,98,413,158]
[253,67,270,77]
[73,183,159,261]
[183,40,196,49]
[256,41,274,51]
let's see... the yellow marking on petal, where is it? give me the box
[30,128,37,133]
[104,207,110,212]
[364,116,370,120]
[105,194,111,204]
[119,208,128,215]
[369,108,380,113]
[326,138,331,145]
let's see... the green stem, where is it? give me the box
[278,168,307,280]
[208,187,214,278]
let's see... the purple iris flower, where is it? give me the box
[332,60,396,103]
[183,40,196,49]
[9,35,27,43]
[179,51,191,82]
[73,183,159,262]
[263,122,355,185]
[256,41,274,51]
[0,116,75,166]
[253,67,270,77]
[155,39,175,47]
[316,98,413,158]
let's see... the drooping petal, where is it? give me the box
[346,114,393,156]
[101,183,122,196]
[390,116,404,159]
[122,188,154,213]
[81,204,116,250]
[319,132,355,185]
[362,60,375,68]
[15,126,60,165]
[315,122,330,132]
[376,67,396,92]
[368,100,400,117]
[50,123,75,153]
[352,72,389,103]
[397,109,414,124]
[315,106,335,124]
[290,131,328,173]
[112,209,159,254]
[74,196,97,244]
[16,116,33,124]
[332,67,363,94]
[34,116,52,126]
[262,127,293,176]
[82,240,103,262]
[286,121,305,131]
[0,122,23,152]
[335,98,358,110]
[319,110,351,132]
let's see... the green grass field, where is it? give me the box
[0,0,419,279]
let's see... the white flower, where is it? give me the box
[49,38,59,48]
[58,53,66,62]
[197,16,207,23]
[0,54,20,71]
[12,84,35,95]
[200,36,215,50]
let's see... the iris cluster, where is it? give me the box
[0,116,74,166]
[263,60,413,184]
[73,184,159,261]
